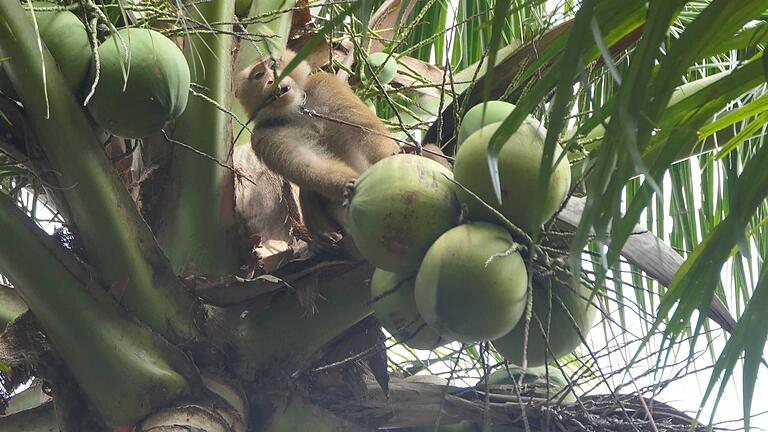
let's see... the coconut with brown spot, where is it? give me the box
[347,154,460,273]
[370,269,447,350]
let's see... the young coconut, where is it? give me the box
[457,101,514,146]
[365,52,398,85]
[1,2,91,96]
[371,269,447,350]
[492,279,597,367]
[481,365,576,403]
[483,365,568,387]
[87,28,190,138]
[414,223,528,343]
[346,154,461,273]
[453,121,570,233]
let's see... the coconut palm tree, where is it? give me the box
[0,0,766,430]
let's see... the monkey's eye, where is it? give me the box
[249,69,266,80]
[268,59,278,68]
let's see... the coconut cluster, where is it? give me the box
[347,101,597,367]
[0,3,190,139]
[87,28,190,139]
[0,2,90,97]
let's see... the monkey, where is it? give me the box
[234,49,401,255]
[415,143,452,169]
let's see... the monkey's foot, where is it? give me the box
[342,179,357,207]
[310,231,344,258]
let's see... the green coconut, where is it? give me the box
[1,2,91,96]
[30,2,91,92]
[457,101,515,145]
[365,99,377,114]
[481,365,575,403]
[347,154,460,272]
[414,223,528,343]
[87,28,190,138]
[366,52,398,85]
[483,365,568,388]
[453,121,571,232]
[371,269,446,350]
[492,280,597,367]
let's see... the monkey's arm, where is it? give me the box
[254,135,359,203]
[299,190,342,235]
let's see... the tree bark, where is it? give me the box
[558,196,736,332]
[310,375,708,431]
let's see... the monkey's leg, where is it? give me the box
[299,190,341,235]
[299,190,361,259]
[322,198,363,260]
[299,190,343,255]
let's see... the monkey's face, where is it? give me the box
[235,53,308,116]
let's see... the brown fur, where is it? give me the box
[234,50,400,251]
[420,143,452,169]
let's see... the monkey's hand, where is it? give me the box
[310,231,344,258]
[341,179,357,208]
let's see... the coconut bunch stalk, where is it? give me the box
[217,263,375,379]
[0,0,201,342]
[155,0,241,278]
[0,191,193,428]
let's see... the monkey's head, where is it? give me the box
[235,50,311,118]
